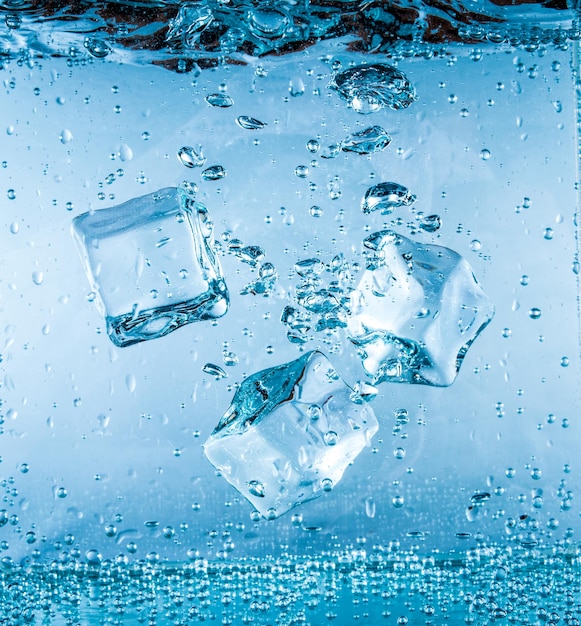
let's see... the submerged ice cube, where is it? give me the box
[204,350,378,519]
[348,231,494,387]
[72,187,228,347]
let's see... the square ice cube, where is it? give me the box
[348,230,494,387]
[204,350,378,519]
[72,187,229,347]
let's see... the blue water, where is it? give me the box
[1,2,580,623]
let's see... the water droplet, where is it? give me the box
[365,496,376,518]
[543,227,554,240]
[247,480,265,498]
[341,125,391,155]
[56,487,67,499]
[201,165,226,181]
[85,549,102,565]
[309,205,323,218]
[307,404,322,421]
[125,374,136,393]
[32,271,44,285]
[323,431,338,446]
[531,467,542,480]
[529,307,541,320]
[392,495,404,508]
[223,351,239,367]
[330,63,415,114]
[203,363,227,379]
[393,447,406,459]
[361,182,416,214]
[480,148,491,160]
[119,144,133,162]
[560,356,569,367]
[418,214,441,233]
[59,129,73,144]
[178,145,206,168]
[470,239,482,252]
[265,508,277,521]
[7,189,15,200]
[9,222,18,234]
[289,77,305,97]
[236,116,267,130]
[306,139,320,153]
[321,478,334,492]
[248,7,289,39]
[321,143,341,159]
[205,93,234,108]
[84,37,110,58]
[294,165,309,178]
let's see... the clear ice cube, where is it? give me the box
[72,187,229,347]
[348,230,494,387]
[204,350,378,519]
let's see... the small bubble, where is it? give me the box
[32,271,44,286]
[321,478,334,492]
[236,116,267,130]
[59,129,73,144]
[141,131,150,141]
[294,165,309,178]
[502,328,512,338]
[480,148,491,160]
[309,205,323,218]
[529,307,541,320]
[392,495,404,508]
[205,93,234,108]
[531,468,542,480]
[7,189,16,200]
[323,430,338,446]
[506,467,516,478]
[178,145,206,168]
[543,227,554,240]
[306,139,320,153]
[393,447,406,459]
[520,275,529,286]
[201,165,226,181]
[56,487,67,499]
[560,356,569,367]
[469,239,482,252]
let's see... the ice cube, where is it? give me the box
[348,230,494,387]
[204,350,378,519]
[72,187,229,347]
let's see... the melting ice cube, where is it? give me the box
[329,63,416,114]
[72,187,229,347]
[348,231,494,387]
[204,350,378,519]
